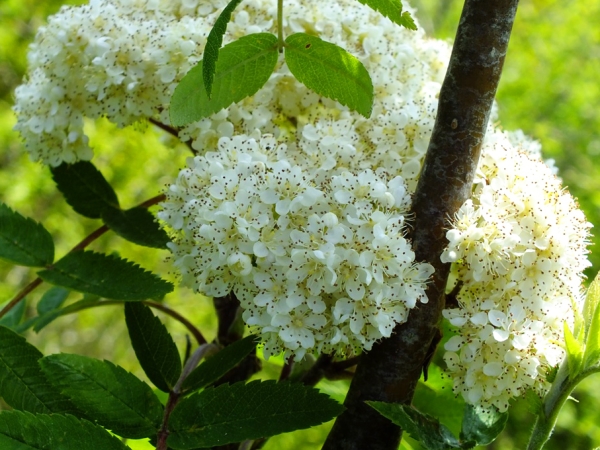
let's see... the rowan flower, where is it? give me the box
[14,0,592,409]
[442,131,591,411]
[160,131,432,359]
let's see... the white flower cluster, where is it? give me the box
[13,0,220,165]
[441,130,591,411]
[160,132,433,359]
[14,0,592,408]
[155,0,449,360]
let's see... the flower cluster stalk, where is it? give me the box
[527,362,600,450]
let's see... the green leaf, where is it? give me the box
[125,303,181,393]
[39,354,164,439]
[37,251,173,301]
[356,0,417,30]
[37,286,70,315]
[0,411,132,450]
[284,33,373,118]
[102,207,170,249]
[170,33,278,127]
[182,335,258,393]
[564,320,584,377]
[203,0,245,98]
[51,162,119,219]
[0,203,54,267]
[460,404,508,446]
[168,380,344,449]
[0,297,26,329]
[0,326,77,414]
[367,402,461,449]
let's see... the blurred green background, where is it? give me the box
[1,0,599,448]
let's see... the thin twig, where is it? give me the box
[278,356,294,381]
[137,193,166,209]
[0,278,43,320]
[143,300,207,346]
[148,117,196,154]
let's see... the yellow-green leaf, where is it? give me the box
[284,33,373,118]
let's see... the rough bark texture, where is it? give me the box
[322,1,519,449]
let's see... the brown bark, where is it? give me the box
[322,1,519,448]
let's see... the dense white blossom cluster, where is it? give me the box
[14,0,591,409]
[161,132,433,359]
[13,0,216,165]
[441,130,591,411]
[155,0,446,360]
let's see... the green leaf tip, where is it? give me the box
[284,33,374,118]
[356,0,417,30]
[38,250,173,301]
[203,0,245,98]
[0,202,54,267]
[170,33,278,127]
[168,380,344,448]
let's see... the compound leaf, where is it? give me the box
[32,295,99,333]
[37,287,70,315]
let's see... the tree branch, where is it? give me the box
[322,1,519,449]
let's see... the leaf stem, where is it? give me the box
[279,356,294,381]
[277,0,284,52]
[527,364,600,450]
[143,300,207,346]
[156,388,181,450]
[0,277,43,320]
[157,343,219,450]
[148,117,196,154]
